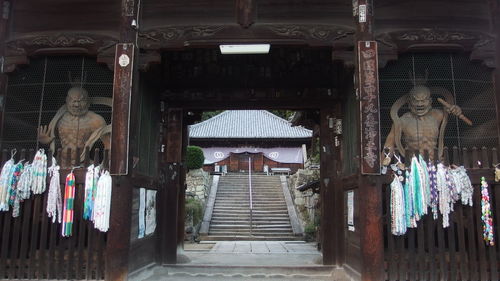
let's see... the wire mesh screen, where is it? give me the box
[380,53,498,151]
[1,56,113,153]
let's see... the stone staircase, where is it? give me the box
[204,173,300,241]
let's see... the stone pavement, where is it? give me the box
[129,241,352,281]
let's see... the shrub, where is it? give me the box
[185,197,204,226]
[186,146,205,170]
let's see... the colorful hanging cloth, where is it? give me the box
[410,156,424,221]
[427,161,439,219]
[61,170,76,237]
[403,170,417,228]
[31,149,47,194]
[47,158,62,223]
[17,162,33,200]
[480,177,495,246]
[390,175,406,235]
[9,162,24,217]
[83,164,96,220]
[93,171,112,232]
[418,155,430,210]
[0,158,15,211]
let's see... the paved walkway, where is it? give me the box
[183,241,323,266]
[129,241,351,280]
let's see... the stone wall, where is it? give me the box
[186,168,211,201]
[185,168,211,241]
[287,168,320,229]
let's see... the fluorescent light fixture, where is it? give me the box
[219,44,270,54]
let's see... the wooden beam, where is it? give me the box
[493,0,500,149]
[159,108,183,264]
[353,1,384,280]
[236,0,255,28]
[0,0,10,143]
[105,1,140,280]
[319,106,343,265]
[177,121,189,251]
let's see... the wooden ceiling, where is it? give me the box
[4,0,497,70]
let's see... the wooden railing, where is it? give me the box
[383,147,499,281]
[0,148,108,280]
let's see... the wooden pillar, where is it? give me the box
[353,1,384,280]
[319,106,343,265]
[493,0,500,148]
[0,0,10,141]
[177,120,188,250]
[105,0,139,280]
[159,108,183,264]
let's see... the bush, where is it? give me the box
[186,146,205,170]
[185,197,204,226]
[304,221,317,242]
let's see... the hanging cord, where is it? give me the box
[36,58,48,150]
[411,56,421,152]
[0,150,16,211]
[449,55,462,151]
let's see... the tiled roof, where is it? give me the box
[189,110,312,139]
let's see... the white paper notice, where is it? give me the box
[145,190,157,235]
[138,188,145,239]
[347,191,354,231]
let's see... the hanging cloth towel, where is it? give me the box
[31,149,47,194]
[83,164,95,220]
[480,177,495,246]
[0,158,15,211]
[9,162,24,217]
[427,161,439,219]
[47,158,62,223]
[390,175,406,235]
[17,163,33,200]
[93,171,112,232]
[62,170,76,237]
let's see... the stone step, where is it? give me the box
[210,220,292,225]
[132,264,338,280]
[208,229,293,234]
[210,225,292,230]
[201,235,302,241]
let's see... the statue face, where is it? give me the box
[66,88,90,116]
[409,86,432,116]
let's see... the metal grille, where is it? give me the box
[1,56,113,152]
[380,53,497,150]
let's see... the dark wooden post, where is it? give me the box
[0,0,10,142]
[493,0,500,149]
[319,106,343,265]
[105,0,140,280]
[177,119,189,251]
[159,108,183,264]
[353,1,384,280]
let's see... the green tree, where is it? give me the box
[186,146,205,170]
